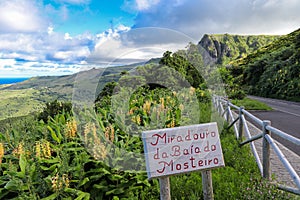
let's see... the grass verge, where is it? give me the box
[231,98,272,110]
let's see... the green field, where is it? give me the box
[0,88,44,120]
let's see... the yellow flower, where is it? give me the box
[128,109,134,115]
[189,87,196,95]
[84,122,107,160]
[143,100,151,114]
[91,123,101,147]
[166,118,176,128]
[13,142,25,157]
[109,125,115,142]
[44,141,51,158]
[179,104,184,111]
[62,174,70,188]
[65,119,77,138]
[160,98,165,110]
[84,122,99,146]
[35,141,41,158]
[92,143,107,160]
[0,143,4,164]
[41,140,51,158]
[131,116,136,123]
[51,173,70,191]
[136,115,141,125]
[18,142,24,155]
[51,173,59,191]
[83,123,91,144]
[104,126,110,140]
[171,119,176,128]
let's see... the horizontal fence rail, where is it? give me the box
[213,95,300,195]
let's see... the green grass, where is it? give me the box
[0,88,44,120]
[231,98,272,110]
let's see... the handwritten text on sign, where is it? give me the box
[142,122,225,179]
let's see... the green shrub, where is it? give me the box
[228,88,246,100]
[38,100,72,123]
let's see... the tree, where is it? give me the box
[38,100,72,122]
[159,51,204,88]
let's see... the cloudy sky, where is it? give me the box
[1,0,300,77]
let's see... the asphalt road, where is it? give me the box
[247,96,300,155]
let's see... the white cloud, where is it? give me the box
[135,0,161,10]
[123,0,161,12]
[0,59,16,68]
[53,47,90,61]
[0,59,84,77]
[131,0,300,39]
[116,24,131,32]
[48,26,54,35]
[64,33,73,40]
[0,0,47,33]
[88,26,194,65]
[0,34,37,53]
[0,18,96,77]
[0,29,94,65]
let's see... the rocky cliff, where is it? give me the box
[198,33,279,64]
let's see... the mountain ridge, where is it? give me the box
[198,33,280,65]
[229,28,300,101]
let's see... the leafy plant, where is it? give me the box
[38,100,72,123]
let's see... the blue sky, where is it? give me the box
[1,0,300,77]
[43,0,136,35]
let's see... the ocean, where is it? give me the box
[0,78,29,85]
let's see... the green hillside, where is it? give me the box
[0,88,43,121]
[198,31,300,101]
[0,65,136,121]
[198,33,279,65]
[2,64,137,98]
[230,29,300,101]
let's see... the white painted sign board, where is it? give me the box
[142,122,225,179]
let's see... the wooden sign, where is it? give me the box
[142,122,225,179]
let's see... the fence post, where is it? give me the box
[159,177,171,200]
[202,170,214,200]
[226,100,230,123]
[213,96,216,108]
[238,106,244,139]
[262,120,271,180]
[217,97,220,114]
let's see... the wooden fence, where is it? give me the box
[213,95,300,195]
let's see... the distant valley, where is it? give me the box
[0,64,136,120]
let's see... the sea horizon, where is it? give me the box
[0,77,29,85]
